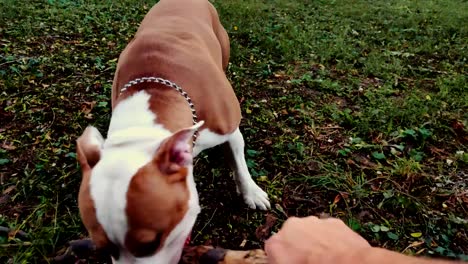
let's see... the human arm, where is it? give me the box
[265,216,462,264]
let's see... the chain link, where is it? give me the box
[120,77,199,145]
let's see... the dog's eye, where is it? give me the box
[132,232,163,258]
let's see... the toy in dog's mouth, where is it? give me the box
[52,237,268,264]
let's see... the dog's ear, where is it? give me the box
[155,121,204,176]
[76,126,104,169]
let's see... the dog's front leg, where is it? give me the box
[224,128,270,210]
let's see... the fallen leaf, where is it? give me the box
[1,142,16,150]
[371,225,380,232]
[452,120,465,131]
[387,232,399,240]
[332,194,341,205]
[81,101,96,114]
[3,185,15,195]
[353,155,378,168]
[380,226,390,232]
[255,214,277,241]
[258,175,268,182]
[273,72,286,79]
[411,232,423,238]
[416,248,426,254]
[0,194,11,205]
[372,151,386,160]
[239,239,247,247]
[275,203,288,218]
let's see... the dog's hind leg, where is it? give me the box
[223,128,270,210]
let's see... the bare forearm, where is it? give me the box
[341,247,464,264]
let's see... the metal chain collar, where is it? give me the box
[120,77,199,145]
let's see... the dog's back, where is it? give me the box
[111,0,240,135]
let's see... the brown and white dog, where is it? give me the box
[75,0,270,263]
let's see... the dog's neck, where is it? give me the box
[104,126,172,149]
[108,83,194,137]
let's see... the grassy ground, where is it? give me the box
[1,0,467,262]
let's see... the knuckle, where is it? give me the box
[326,217,346,226]
[281,216,301,230]
[284,216,301,225]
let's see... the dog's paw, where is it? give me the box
[242,182,270,210]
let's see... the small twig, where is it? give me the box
[192,208,217,242]
[181,245,267,264]
[0,55,36,67]
[51,239,97,263]
[317,126,343,129]
[0,242,32,247]
[0,226,29,240]
[0,60,17,67]
[290,195,320,204]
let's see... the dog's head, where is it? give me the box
[76,122,202,263]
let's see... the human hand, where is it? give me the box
[265,216,371,264]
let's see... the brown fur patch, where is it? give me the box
[77,170,112,250]
[125,141,190,257]
[76,135,110,251]
[76,128,102,168]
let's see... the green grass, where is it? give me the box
[1,0,467,262]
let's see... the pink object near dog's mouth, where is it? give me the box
[184,234,191,246]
